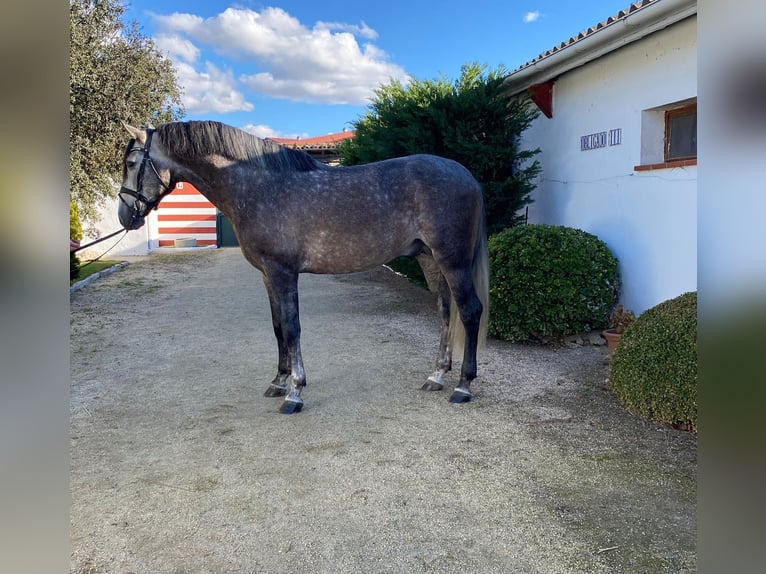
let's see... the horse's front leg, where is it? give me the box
[262,268,306,414]
[263,289,290,397]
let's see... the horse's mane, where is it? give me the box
[154,121,321,173]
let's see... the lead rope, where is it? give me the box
[72,228,129,272]
[72,228,126,253]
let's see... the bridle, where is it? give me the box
[118,129,171,225]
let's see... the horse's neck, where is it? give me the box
[167,154,250,213]
[166,154,218,191]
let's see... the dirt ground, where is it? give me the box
[70,248,696,573]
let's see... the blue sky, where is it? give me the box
[123,0,633,138]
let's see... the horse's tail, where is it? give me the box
[474,221,490,349]
[448,213,489,357]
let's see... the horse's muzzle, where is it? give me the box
[121,212,146,230]
[118,188,147,230]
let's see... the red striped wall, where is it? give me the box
[155,182,217,247]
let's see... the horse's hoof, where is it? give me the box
[421,381,444,392]
[279,399,304,414]
[264,384,288,398]
[449,388,472,403]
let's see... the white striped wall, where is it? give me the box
[154,182,217,247]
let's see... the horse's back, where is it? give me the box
[340,154,483,213]
[237,153,484,275]
[363,154,480,192]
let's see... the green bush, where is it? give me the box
[70,253,81,281]
[70,200,82,280]
[339,63,541,234]
[609,292,697,431]
[70,200,83,241]
[488,224,619,342]
[386,256,427,289]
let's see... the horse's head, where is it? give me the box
[118,124,172,230]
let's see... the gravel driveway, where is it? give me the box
[70,248,696,573]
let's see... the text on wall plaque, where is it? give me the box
[581,128,622,151]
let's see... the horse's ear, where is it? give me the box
[123,122,147,145]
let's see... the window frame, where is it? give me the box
[635,98,697,172]
[664,102,697,162]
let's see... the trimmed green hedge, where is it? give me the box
[610,292,697,431]
[488,224,619,342]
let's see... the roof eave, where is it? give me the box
[503,0,697,95]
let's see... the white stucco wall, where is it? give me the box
[82,183,220,257]
[521,16,697,314]
[80,194,152,258]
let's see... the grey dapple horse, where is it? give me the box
[118,121,487,414]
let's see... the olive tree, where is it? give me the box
[70,0,183,233]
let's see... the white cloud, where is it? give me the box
[240,124,281,138]
[152,11,204,34]
[315,20,378,40]
[174,61,254,114]
[240,124,308,140]
[524,11,541,23]
[154,34,200,63]
[151,6,408,111]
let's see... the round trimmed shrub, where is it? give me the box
[488,224,619,342]
[610,292,697,431]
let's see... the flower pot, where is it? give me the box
[602,329,622,355]
[173,237,197,248]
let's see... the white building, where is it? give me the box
[84,182,218,257]
[503,0,697,314]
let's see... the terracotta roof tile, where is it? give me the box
[268,130,355,151]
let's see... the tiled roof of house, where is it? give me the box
[503,0,696,95]
[512,0,659,73]
[268,130,355,151]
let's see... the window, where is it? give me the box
[665,103,697,161]
[636,98,697,171]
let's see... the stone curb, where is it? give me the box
[70,261,130,294]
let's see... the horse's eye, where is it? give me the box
[127,159,136,168]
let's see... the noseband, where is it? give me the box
[119,129,171,224]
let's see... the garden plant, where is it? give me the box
[609,291,697,431]
[488,224,619,342]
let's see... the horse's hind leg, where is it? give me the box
[443,267,483,403]
[422,273,452,392]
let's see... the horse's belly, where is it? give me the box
[302,231,412,274]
